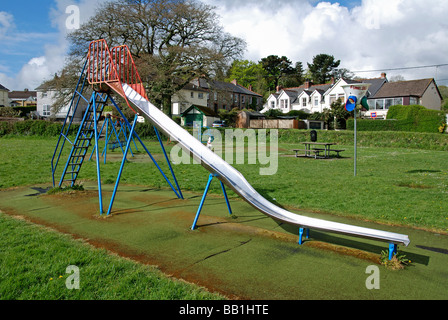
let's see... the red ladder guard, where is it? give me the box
[87,39,148,114]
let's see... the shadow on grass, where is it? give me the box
[275,220,430,266]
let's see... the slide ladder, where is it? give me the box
[58,93,107,187]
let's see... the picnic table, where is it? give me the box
[293,142,345,159]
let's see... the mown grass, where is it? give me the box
[1,134,448,232]
[0,212,223,300]
[1,132,448,299]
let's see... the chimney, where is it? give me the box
[305,80,311,89]
[231,79,238,86]
[381,72,387,79]
[276,85,283,92]
[248,84,253,91]
[330,77,335,84]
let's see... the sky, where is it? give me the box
[0,0,447,91]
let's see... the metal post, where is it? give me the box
[298,228,304,245]
[106,114,138,216]
[220,181,232,215]
[93,95,103,214]
[388,243,397,260]
[191,174,214,230]
[354,108,357,177]
[298,227,310,245]
[154,126,184,200]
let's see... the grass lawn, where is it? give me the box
[1,134,448,300]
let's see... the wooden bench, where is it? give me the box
[329,149,345,157]
[293,149,323,159]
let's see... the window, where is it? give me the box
[329,94,337,105]
[337,94,345,102]
[198,93,204,99]
[394,98,403,106]
[270,101,275,109]
[302,98,307,106]
[214,92,218,101]
[241,95,245,104]
[385,98,394,110]
[375,99,384,110]
[280,99,289,109]
[410,97,418,105]
[190,92,194,98]
[314,97,319,106]
[43,104,51,116]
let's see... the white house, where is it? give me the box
[35,85,86,121]
[262,81,333,114]
[0,83,9,107]
[262,74,389,115]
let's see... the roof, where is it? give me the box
[279,83,333,103]
[195,78,262,97]
[0,83,9,91]
[372,78,438,99]
[181,105,219,117]
[9,90,37,100]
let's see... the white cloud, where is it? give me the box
[0,0,101,91]
[2,0,448,90]
[0,11,14,36]
[208,0,448,83]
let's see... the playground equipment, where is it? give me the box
[52,40,409,260]
[341,83,371,177]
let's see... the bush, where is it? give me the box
[347,105,446,133]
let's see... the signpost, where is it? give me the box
[341,84,371,177]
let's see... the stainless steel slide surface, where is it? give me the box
[122,84,410,247]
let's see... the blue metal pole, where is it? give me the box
[109,97,182,199]
[191,174,214,230]
[388,243,397,260]
[298,228,304,245]
[220,181,232,215]
[89,116,107,161]
[154,126,184,200]
[92,94,103,214]
[106,114,139,216]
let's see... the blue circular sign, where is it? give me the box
[345,95,357,112]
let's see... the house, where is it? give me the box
[35,84,87,121]
[180,105,220,127]
[262,80,334,113]
[0,83,9,107]
[8,89,37,107]
[172,82,210,115]
[262,74,389,115]
[173,78,263,116]
[365,78,443,119]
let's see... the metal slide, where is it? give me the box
[120,83,410,247]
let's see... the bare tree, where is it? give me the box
[42,0,246,117]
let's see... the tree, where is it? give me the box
[43,0,246,117]
[260,55,295,91]
[331,68,354,80]
[225,60,267,93]
[307,54,341,84]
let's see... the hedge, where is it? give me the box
[347,105,446,133]
[0,119,160,139]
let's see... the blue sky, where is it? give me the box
[1,0,447,91]
[0,1,59,77]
